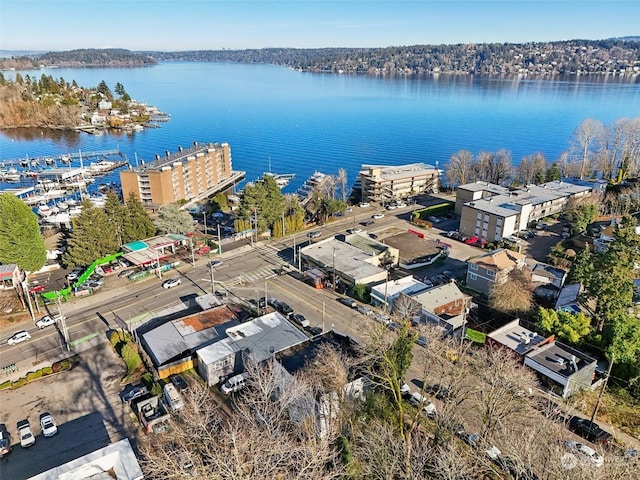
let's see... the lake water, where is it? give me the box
[1,62,639,194]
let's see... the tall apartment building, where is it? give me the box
[358,163,440,203]
[120,142,244,206]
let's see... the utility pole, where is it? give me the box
[57,295,70,352]
[190,238,195,267]
[210,264,215,295]
[383,271,389,313]
[217,223,222,255]
[590,354,614,425]
[332,246,337,292]
[203,211,207,235]
[292,235,296,266]
[264,279,268,309]
[322,301,325,332]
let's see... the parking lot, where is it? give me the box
[0,341,136,479]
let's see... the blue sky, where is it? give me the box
[1,0,638,52]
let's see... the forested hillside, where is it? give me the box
[1,40,638,77]
[0,48,157,70]
[146,39,640,76]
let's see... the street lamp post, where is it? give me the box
[209,263,215,295]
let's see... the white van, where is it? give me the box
[221,373,246,395]
[163,383,184,411]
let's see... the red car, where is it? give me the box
[29,284,46,294]
[464,236,478,245]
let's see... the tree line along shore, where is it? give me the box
[1,39,639,76]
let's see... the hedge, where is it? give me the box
[412,202,454,220]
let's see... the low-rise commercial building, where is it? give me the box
[410,282,472,333]
[299,237,388,287]
[196,312,309,387]
[370,275,431,310]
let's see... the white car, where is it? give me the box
[386,204,398,210]
[566,441,604,467]
[36,315,60,329]
[396,202,407,208]
[162,278,182,289]
[347,228,362,234]
[359,202,370,208]
[17,420,35,448]
[39,413,58,437]
[372,213,385,219]
[7,330,31,345]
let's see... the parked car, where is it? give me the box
[277,302,293,316]
[36,315,61,329]
[442,270,455,280]
[347,228,363,234]
[568,416,613,445]
[17,419,35,448]
[121,385,149,403]
[171,375,189,392]
[426,383,453,401]
[360,220,375,226]
[400,383,411,397]
[566,441,604,468]
[427,215,441,223]
[118,269,134,278]
[0,424,11,458]
[416,335,428,347]
[7,330,31,345]
[162,278,182,289]
[464,236,479,245]
[39,412,58,437]
[409,392,437,418]
[369,233,378,239]
[396,202,407,208]
[386,204,398,210]
[209,260,223,268]
[29,284,46,294]
[372,213,385,219]
[446,230,459,238]
[338,297,357,308]
[308,231,321,239]
[536,222,548,230]
[291,313,310,328]
[221,373,246,394]
[357,306,373,316]
[359,202,370,208]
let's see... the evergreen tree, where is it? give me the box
[96,79,112,98]
[62,200,118,267]
[154,204,194,235]
[566,245,593,285]
[240,175,285,233]
[591,215,640,331]
[0,193,46,272]
[604,312,640,392]
[103,190,127,246]
[124,193,156,242]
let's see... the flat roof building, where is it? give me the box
[370,275,431,310]
[300,237,388,287]
[197,312,309,386]
[120,141,245,206]
[486,318,546,355]
[457,179,595,242]
[411,282,472,333]
[359,163,440,203]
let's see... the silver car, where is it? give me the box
[7,331,31,345]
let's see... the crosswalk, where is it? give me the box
[225,245,295,287]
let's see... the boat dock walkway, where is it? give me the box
[1,148,124,169]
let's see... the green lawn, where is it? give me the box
[465,328,486,344]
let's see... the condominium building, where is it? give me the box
[358,163,440,202]
[120,142,245,206]
[457,180,595,242]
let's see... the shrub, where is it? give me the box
[51,362,62,373]
[122,343,142,374]
[11,378,27,389]
[26,371,43,381]
[42,366,53,375]
[0,380,11,391]
[60,360,72,370]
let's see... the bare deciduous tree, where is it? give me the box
[488,268,533,314]
[337,168,348,202]
[445,150,475,187]
[572,118,607,179]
